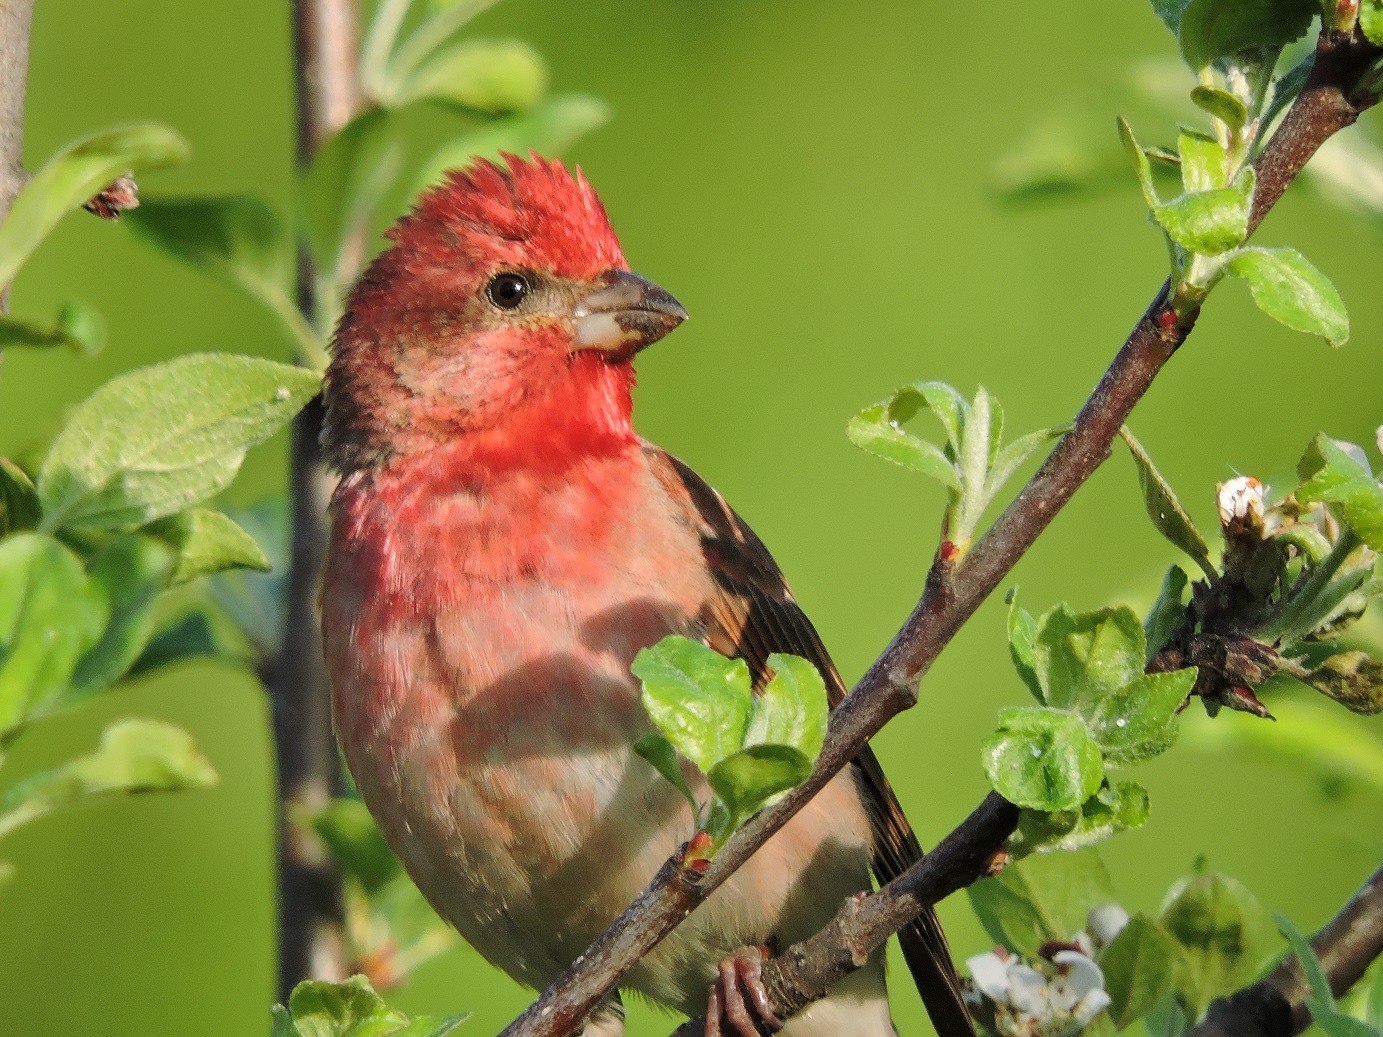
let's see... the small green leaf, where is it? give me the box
[1151,0,1195,34]
[395,38,547,114]
[299,110,402,277]
[846,403,958,489]
[410,94,610,197]
[967,849,1117,958]
[302,797,400,895]
[1118,117,1160,209]
[1085,669,1196,764]
[1145,566,1191,662]
[209,496,291,657]
[1362,0,1383,44]
[37,354,321,531]
[1190,86,1249,133]
[707,744,813,837]
[1296,434,1383,548]
[745,653,827,761]
[276,976,418,1037]
[1178,0,1317,69]
[1154,168,1254,255]
[0,300,106,355]
[633,733,699,818]
[1225,247,1350,347]
[982,705,1105,811]
[1160,863,1277,1012]
[68,535,174,701]
[1100,916,1186,1028]
[0,458,41,534]
[1011,780,1151,856]
[0,533,107,737]
[1006,589,1043,702]
[632,635,752,775]
[1032,604,1147,713]
[1300,651,1383,715]
[1276,914,1334,1011]
[0,718,216,840]
[1178,130,1230,192]
[146,508,271,584]
[985,423,1068,503]
[127,608,240,678]
[0,123,188,289]
[1120,427,1215,577]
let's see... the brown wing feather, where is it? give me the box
[647,446,975,1037]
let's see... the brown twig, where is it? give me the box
[0,0,33,311]
[271,0,362,999]
[497,27,1382,1037]
[1187,862,1383,1037]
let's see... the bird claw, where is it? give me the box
[704,946,782,1037]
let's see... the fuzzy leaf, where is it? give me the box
[1296,434,1383,548]
[0,458,40,534]
[633,734,698,817]
[396,38,547,114]
[1154,169,1254,255]
[1119,117,1160,209]
[632,635,752,776]
[744,653,827,761]
[1178,0,1317,69]
[1100,916,1186,1028]
[1032,604,1147,713]
[968,849,1117,959]
[146,508,271,584]
[1121,427,1215,576]
[1190,86,1249,132]
[1225,247,1350,347]
[0,301,105,355]
[37,354,321,532]
[1007,589,1043,702]
[707,744,813,837]
[1301,651,1383,715]
[846,402,958,489]
[1179,130,1230,192]
[985,423,1068,503]
[1084,669,1196,764]
[982,706,1105,811]
[274,976,466,1037]
[0,123,188,289]
[1145,566,1191,662]
[1151,0,1196,33]
[1160,862,1277,1012]
[1011,780,1151,856]
[0,533,107,737]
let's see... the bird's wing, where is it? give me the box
[645,445,975,1037]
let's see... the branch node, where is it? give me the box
[83,173,139,219]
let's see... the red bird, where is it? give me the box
[321,155,971,1037]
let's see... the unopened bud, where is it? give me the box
[1086,903,1130,948]
[1217,476,1264,533]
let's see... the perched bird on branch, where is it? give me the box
[321,153,972,1037]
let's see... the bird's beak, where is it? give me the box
[572,269,687,358]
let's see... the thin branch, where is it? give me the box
[497,27,1383,1037]
[1187,862,1383,1037]
[272,0,362,1000]
[0,0,33,310]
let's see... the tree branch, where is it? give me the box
[497,26,1382,1037]
[1188,862,1383,1037]
[0,0,33,310]
[271,0,362,1000]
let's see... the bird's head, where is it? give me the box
[323,153,686,473]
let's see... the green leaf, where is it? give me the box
[982,705,1105,811]
[125,197,322,365]
[1006,589,1043,702]
[1153,168,1254,255]
[1296,434,1383,548]
[985,423,1068,503]
[1145,566,1191,661]
[127,608,240,678]
[1276,913,1334,1011]
[846,402,959,489]
[0,718,216,840]
[395,38,547,114]
[1119,117,1160,209]
[1159,862,1277,1012]
[633,733,699,818]
[299,110,402,275]
[632,635,752,775]
[146,508,271,584]
[1178,0,1317,69]
[1300,651,1383,715]
[0,300,105,355]
[1225,247,1350,347]
[37,353,321,531]
[209,496,291,657]
[1120,427,1215,577]
[68,535,174,701]
[0,458,41,534]
[1085,669,1196,765]
[707,744,813,837]
[0,123,188,289]
[274,975,466,1037]
[410,94,610,197]
[744,653,827,761]
[967,849,1117,958]
[0,533,107,737]
[1179,129,1230,192]
[1362,0,1383,44]
[1190,86,1249,133]
[1032,604,1147,713]
[1152,0,1195,34]
[303,797,400,895]
[1100,916,1186,1028]
[1011,780,1151,856]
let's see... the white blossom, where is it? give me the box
[1086,903,1130,949]
[1217,476,1265,529]
[966,945,1112,1037]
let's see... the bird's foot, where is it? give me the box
[705,946,782,1037]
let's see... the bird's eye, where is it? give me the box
[487,272,530,310]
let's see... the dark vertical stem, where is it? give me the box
[273,0,361,999]
[0,0,34,310]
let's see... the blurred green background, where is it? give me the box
[2,1,1381,1035]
